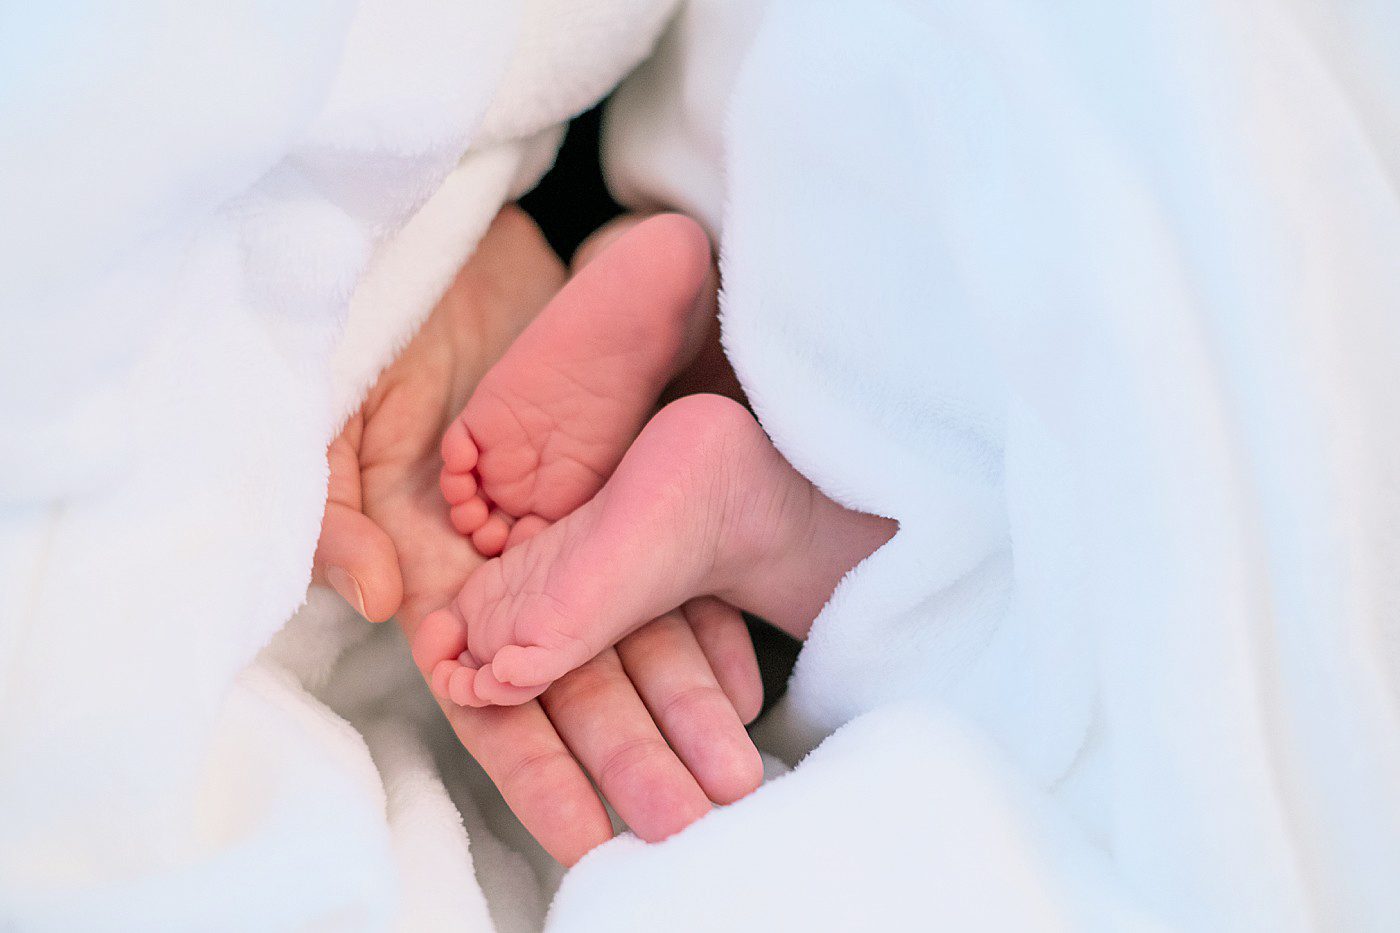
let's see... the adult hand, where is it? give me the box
[312,206,764,865]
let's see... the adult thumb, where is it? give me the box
[312,500,403,623]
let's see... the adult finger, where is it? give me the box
[541,648,714,844]
[683,597,764,725]
[617,611,764,806]
[311,427,402,622]
[436,695,613,867]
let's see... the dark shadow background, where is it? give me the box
[519,102,623,264]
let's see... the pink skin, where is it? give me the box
[439,213,716,557]
[316,206,766,860]
[415,393,898,707]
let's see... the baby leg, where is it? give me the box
[415,394,897,707]
[440,213,716,555]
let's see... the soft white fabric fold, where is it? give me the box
[589,0,1400,929]
[1,2,674,928]
[4,0,1398,929]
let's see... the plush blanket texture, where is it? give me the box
[1,2,674,929]
[3,0,1399,930]
[600,2,1400,929]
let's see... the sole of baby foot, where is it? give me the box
[425,393,896,708]
[460,394,808,695]
[438,213,714,547]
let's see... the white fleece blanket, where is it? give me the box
[586,0,1400,929]
[4,0,1399,930]
[0,2,677,929]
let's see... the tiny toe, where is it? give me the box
[430,659,458,699]
[448,664,489,708]
[470,510,512,557]
[450,497,490,535]
[473,666,546,706]
[440,418,480,473]
[413,608,468,673]
[492,643,582,689]
[439,467,478,506]
[504,514,550,550]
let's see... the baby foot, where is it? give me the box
[440,213,715,556]
[414,394,897,707]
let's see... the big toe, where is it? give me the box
[472,666,547,706]
[492,638,593,690]
[441,417,480,473]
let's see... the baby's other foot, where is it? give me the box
[439,213,715,556]
[419,394,883,707]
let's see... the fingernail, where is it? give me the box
[327,566,369,620]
